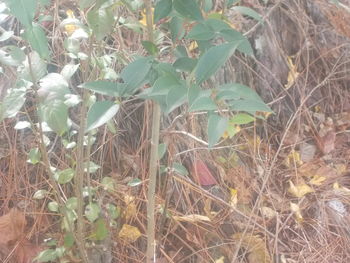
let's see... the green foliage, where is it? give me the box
[154,0,172,23]
[207,114,228,147]
[86,101,119,132]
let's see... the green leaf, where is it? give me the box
[107,203,120,219]
[65,197,78,210]
[85,203,100,222]
[186,23,215,41]
[23,23,50,59]
[80,0,96,9]
[57,168,75,184]
[86,101,119,132]
[34,248,58,262]
[0,87,26,121]
[188,86,217,112]
[141,41,159,55]
[61,63,80,81]
[207,114,228,147]
[166,84,187,114]
[231,6,262,22]
[83,161,101,173]
[230,113,255,124]
[80,81,123,97]
[219,29,253,55]
[172,162,188,176]
[0,46,26,66]
[217,83,266,102]
[38,73,70,102]
[48,201,59,212]
[121,57,152,93]
[127,178,142,187]
[173,57,197,72]
[158,143,167,160]
[203,0,213,12]
[27,147,41,164]
[5,0,36,28]
[87,6,115,41]
[33,189,48,199]
[169,16,185,41]
[173,0,203,21]
[230,99,272,113]
[93,218,108,241]
[64,232,75,248]
[204,18,231,32]
[41,100,69,135]
[101,176,115,191]
[20,52,47,82]
[195,42,238,84]
[154,0,172,23]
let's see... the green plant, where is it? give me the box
[0,0,271,262]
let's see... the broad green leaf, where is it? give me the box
[230,99,272,113]
[86,101,119,132]
[158,143,167,160]
[203,0,213,12]
[38,73,70,102]
[62,209,77,230]
[64,37,80,54]
[48,201,59,212]
[172,162,188,176]
[186,23,215,41]
[80,81,121,97]
[27,147,41,164]
[217,83,265,102]
[23,23,50,59]
[65,197,78,210]
[219,29,253,55]
[204,18,231,32]
[20,51,47,82]
[0,30,13,41]
[195,42,237,84]
[188,85,217,112]
[231,6,262,22]
[207,114,228,147]
[166,84,187,114]
[101,176,114,191]
[230,113,255,124]
[34,249,57,263]
[169,16,185,41]
[83,161,101,173]
[85,203,100,222]
[173,0,203,21]
[141,41,159,55]
[80,0,95,8]
[173,57,197,72]
[0,46,26,66]
[33,189,48,199]
[87,6,115,40]
[61,63,80,81]
[93,218,108,241]
[0,87,26,121]
[5,0,36,28]
[154,0,172,23]
[41,100,69,135]
[64,232,75,248]
[121,57,152,93]
[38,0,50,7]
[57,168,75,184]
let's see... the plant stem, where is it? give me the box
[143,1,160,262]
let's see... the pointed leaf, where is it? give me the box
[23,23,50,59]
[173,0,203,21]
[231,6,262,22]
[57,168,75,184]
[207,114,228,147]
[41,100,69,135]
[86,101,119,132]
[85,203,100,222]
[121,57,152,93]
[4,0,37,28]
[154,0,172,23]
[87,6,115,40]
[80,81,122,97]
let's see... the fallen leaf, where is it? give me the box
[288,181,314,198]
[320,130,336,154]
[0,208,26,245]
[300,143,316,162]
[290,202,303,222]
[215,256,225,263]
[260,206,277,219]
[192,159,217,186]
[124,195,137,220]
[309,175,326,186]
[229,188,238,208]
[285,56,300,90]
[284,150,303,168]
[172,214,211,223]
[232,233,272,263]
[118,224,141,243]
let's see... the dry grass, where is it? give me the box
[1,0,350,262]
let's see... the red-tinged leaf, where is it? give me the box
[0,208,26,245]
[320,131,336,154]
[15,240,42,263]
[192,159,217,186]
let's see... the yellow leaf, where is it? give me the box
[309,175,326,186]
[139,8,154,26]
[189,41,198,52]
[232,233,272,263]
[172,214,211,223]
[260,206,277,219]
[64,9,78,36]
[118,224,141,243]
[285,56,299,90]
[215,256,225,263]
[229,188,238,208]
[288,181,314,198]
[290,202,303,222]
[284,150,303,168]
[124,195,137,220]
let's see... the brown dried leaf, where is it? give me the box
[0,209,26,245]
[320,131,336,154]
[15,240,42,263]
[232,233,272,263]
[118,224,141,243]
